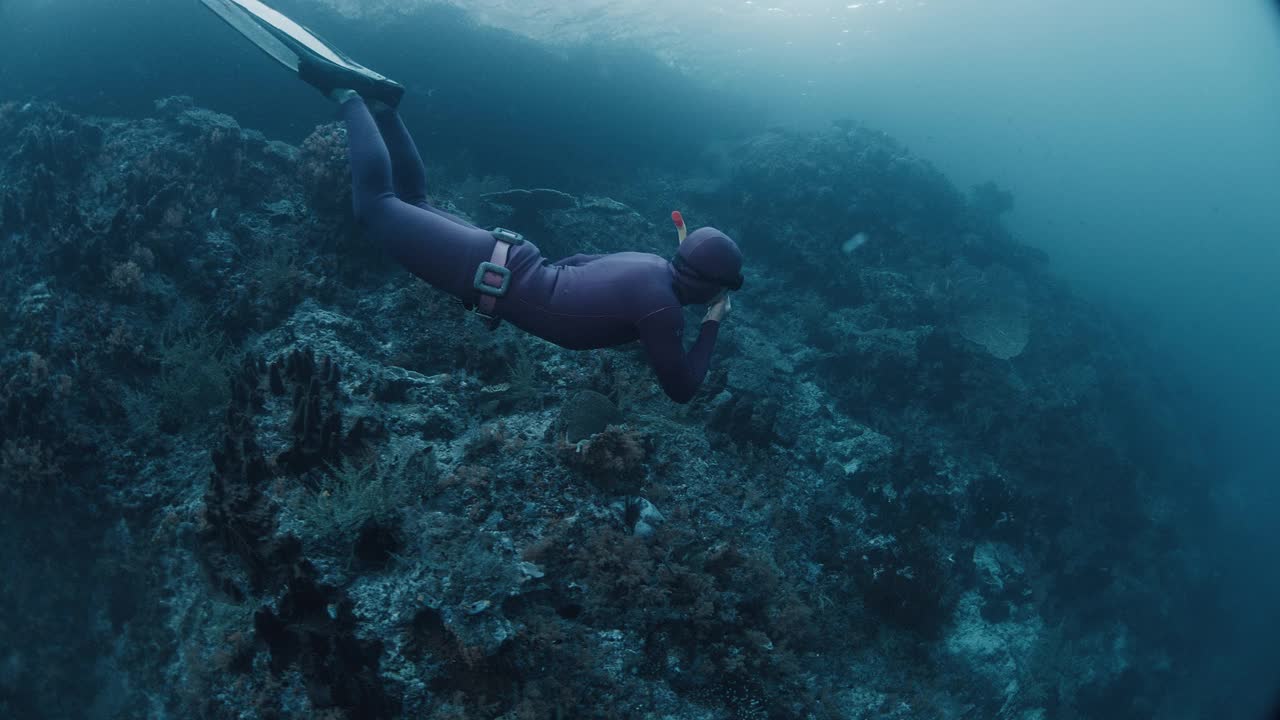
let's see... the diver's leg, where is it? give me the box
[370,103,429,205]
[340,97,493,298]
[369,103,477,227]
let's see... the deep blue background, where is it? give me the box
[0,0,760,188]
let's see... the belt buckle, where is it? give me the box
[491,227,525,245]
[473,261,511,297]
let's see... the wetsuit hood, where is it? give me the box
[671,227,743,305]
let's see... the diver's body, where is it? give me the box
[200,0,740,403]
[341,95,740,403]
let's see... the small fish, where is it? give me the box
[842,232,869,255]
[210,208,219,221]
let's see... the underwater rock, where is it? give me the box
[973,542,1030,621]
[0,352,91,507]
[477,190,662,259]
[944,590,1044,712]
[479,187,578,219]
[577,196,633,215]
[253,562,396,717]
[967,472,1028,542]
[856,529,963,638]
[826,426,895,476]
[707,390,782,448]
[338,508,551,698]
[969,180,1016,219]
[153,95,249,179]
[478,187,575,225]
[817,317,939,410]
[16,282,54,322]
[544,194,660,256]
[372,364,438,402]
[610,496,665,537]
[155,96,229,133]
[859,268,927,327]
[476,187,580,254]
[7,102,103,178]
[0,189,22,233]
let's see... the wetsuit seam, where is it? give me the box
[638,305,681,323]
[509,296,630,322]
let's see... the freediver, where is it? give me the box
[202,0,742,403]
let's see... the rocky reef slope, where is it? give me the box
[0,97,1216,719]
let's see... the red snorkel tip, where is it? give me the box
[671,211,685,228]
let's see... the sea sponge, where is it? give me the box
[956,264,1031,360]
[557,389,621,443]
[561,425,648,495]
[299,122,351,212]
[959,298,1030,360]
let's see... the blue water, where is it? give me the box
[1,1,1277,718]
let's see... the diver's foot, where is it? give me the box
[303,56,371,98]
[300,56,403,107]
[328,88,359,104]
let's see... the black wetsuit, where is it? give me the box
[341,97,721,403]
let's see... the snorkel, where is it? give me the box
[672,210,688,245]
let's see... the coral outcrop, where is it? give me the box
[0,98,1220,720]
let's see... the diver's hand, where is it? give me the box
[703,293,732,323]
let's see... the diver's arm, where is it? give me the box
[637,307,720,404]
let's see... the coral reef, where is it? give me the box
[300,122,352,215]
[0,98,1220,720]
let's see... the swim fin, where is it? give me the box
[201,0,405,108]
